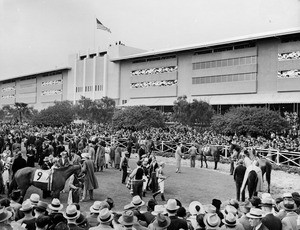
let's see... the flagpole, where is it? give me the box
[94,16,96,50]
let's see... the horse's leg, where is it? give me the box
[205,155,208,168]
[8,178,18,197]
[200,155,203,168]
[266,165,271,193]
[52,190,60,199]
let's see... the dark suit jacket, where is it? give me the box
[262,213,282,230]
[233,164,246,184]
[257,223,269,230]
[168,216,188,230]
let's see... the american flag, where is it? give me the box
[96,18,111,33]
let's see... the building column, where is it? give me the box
[92,54,97,100]
[103,53,108,97]
[73,53,79,104]
[82,55,87,97]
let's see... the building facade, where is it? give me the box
[1,28,300,114]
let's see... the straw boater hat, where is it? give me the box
[0,206,12,223]
[152,213,171,229]
[119,210,137,226]
[222,213,237,227]
[283,192,293,199]
[189,201,203,215]
[35,201,48,212]
[130,195,145,207]
[29,193,40,206]
[204,213,220,229]
[240,200,252,214]
[246,208,264,219]
[151,205,167,216]
[97,208,114,223]
[166,199,179,212]
[224,205,238,215]
[63,204,80,220]
[204,204,216,214]
[48,198,63,211]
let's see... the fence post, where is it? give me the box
[161,141,164,153]
[276,150,280,165]
[225,146,228,158]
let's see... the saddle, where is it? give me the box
[33,169,53,190]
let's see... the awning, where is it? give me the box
[192,92,300,105]
[122,97,177,107]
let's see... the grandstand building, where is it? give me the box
[1,28,300,114]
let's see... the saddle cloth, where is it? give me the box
[33,169,53,190]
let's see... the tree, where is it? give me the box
[74,96,94,121]
[112,106,165,130]
[211,106,290,137]
[14,102,36,123]
[173,96,214,126]
[33,101,74,126]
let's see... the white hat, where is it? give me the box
[98,208,114,223]
[48,198,63,211]
[204,213,220,228]
[29,193,40,206]
[222,213,236,227]
[130,195,145,207]
[20,200,33,212]
[90,201,102,213]
[63,204,80,220]
[246,208,263,219]
[151,205,167,215]
[166,199,179,211]
[189,201,203,215]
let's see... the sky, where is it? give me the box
[0,0,300,79]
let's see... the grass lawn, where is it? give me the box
[24,154,236,213]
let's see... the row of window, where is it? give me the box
[193,42,256,56]
[131,66,178,76]
[131,80,177,89]
[76,85,103,93]
[192,72,256,85]
[278,69,300,78]
[193,56,257,70]
[132,55,176,64]
[278,51,300,61]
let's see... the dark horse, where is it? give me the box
[199,145,224,169]
[247,170,258,199]
[9,165,81,199]
[259,159,272,193]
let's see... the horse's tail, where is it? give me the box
[247,170,258,199]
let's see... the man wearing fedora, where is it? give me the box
[260,197,282,230]
[64,204,84,230]
[204,213,221,230]
[281,200,298,230]
[34,201,48,218]
[87,201,102,227]
[246,208,269,230]
[58,151,70,168]
[17,199,36,230]
[0,206,13,229]
[165,199,188,230]
[118,210,147,230]
[89,208,114,229]
[48,198,65,229]
[238,201,252,230]
[149,213,171,230]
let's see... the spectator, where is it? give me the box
[81,153,98,201]
[87,201,101,227]
[34,201,48,219]
[17,199,36,230]
[63,204,84,230]
[204,213,221,230]
[0,206,13,230]
[281,200,298,230]
[11,151,26,178]
[233,159,246,202]
[89,208,114,229]
[35,215,50,230]
[165,199,188,230]
[247,208,268,230]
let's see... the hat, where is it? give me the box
[35,201,48,212]
[99,201,110,210]
[152,213,171,229]
[151,205,167,215]
[283,192,293,198]
[222,213,237,227]
[249,196,261,207]
[260,197,274,207]
[189,201,203,215]
[166,199,179,211]
[48,198,63,211]
[124,203,136,211]
[204,204,216,214]
[212,199,222,210]
[228,199,239,209]
[131,196,145,207]
[239,201,252,214]
[246,208,263,219]
[119,210,137,226]
[261,193,272,200]
[98,208,114,223]
[44,157,50,162]
[0,206,12,223]
[225,205,237,215]
[283,200,297,211]
[204,213,220,228]
[10,189,22,201]
[20,200,33,212]
[29,193,40,206]
[63,204,80,220]
[90,201,102,213]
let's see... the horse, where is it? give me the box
[9,164,81,199]
[259,159,272,193]
[199,145,224,169]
